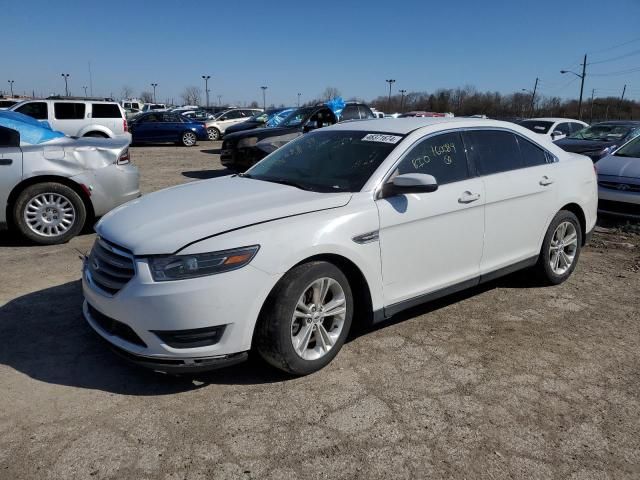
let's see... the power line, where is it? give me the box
[589,49,640,65]
[588,36,640,55]
[590,66,640,77]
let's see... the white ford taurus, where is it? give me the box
[83,118,598,375]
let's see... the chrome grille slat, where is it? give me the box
[88,237,135,295]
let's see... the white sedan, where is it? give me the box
[520,117,588,142]
[82,118,597,375]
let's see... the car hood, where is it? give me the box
[96,175,352,255]
[596,154,640,179]
[224,125,301,143]
[554,138,616,153]
[225,121,262,134]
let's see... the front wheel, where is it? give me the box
[255,261,353,375]
[181,131,197,147]
[534,210,582,285]
[13,182,87,245]
[207,127,220,141]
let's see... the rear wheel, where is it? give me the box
[13,182,86,245]
[255,261,353,375]
[534,210,582,285]
[207,127,220,141]
[181,131,197,147]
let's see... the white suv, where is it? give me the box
[206,108,263,140]
[82,118,597,375]
[11,99,129,139]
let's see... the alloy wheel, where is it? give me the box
[183,132,196,146]
[549,221,578,275]
[290,277,347,361]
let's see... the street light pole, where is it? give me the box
[202,75,211,107]
[529,77,538,117]
[61,73,70,97]
[8,80,14,97]
[297,92,301,107]
[560,54,587,120]
[82,86,88,97]
[217,95,222,106]
[260,86,268,110]
[590,89,595,124]
[398,89,406,113]
[151,83,158,103]
[385,79,395,111]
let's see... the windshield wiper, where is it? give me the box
[237,172,252,178]
[258,177,314,191]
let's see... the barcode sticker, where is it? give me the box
[362,133,403,144]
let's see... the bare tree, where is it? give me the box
[321,87,341,101]
[140,91,154,103]
[249,100,259,108]
[181,86,202,106]
[121,85,134,100]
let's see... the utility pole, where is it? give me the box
[8,80,14,96]
[399,89,407,113]
[529,77,538,117]
[151,83,158,103]
[260,86,268,110]
[61,73,70,97]
[385,79,395,111]
[560,54,587,120]
[82,85,88,97]
[202,75,211,107]
[297,92,301,107]
[590,89,595,124]
[217,95,222,106]
[618,84,627,119]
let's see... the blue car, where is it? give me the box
[129,112,208,146]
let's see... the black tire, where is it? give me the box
[255,261,354,375]
[534,210,582,285]
[207,127,221,141]
[181,131,197,147]
[13,182,87,245]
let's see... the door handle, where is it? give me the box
[458,191,481,204]
[0,159,13,166]
[539,176,554,186]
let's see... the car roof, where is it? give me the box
[326,117,485,134]
[526,118,585,123]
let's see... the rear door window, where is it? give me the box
[463,130,522,175]
[515,135,548,168]
[397,131,470,185]
[0,126,19,146]
[54,103,86,120]
[162,113,182,122]
[91,103,122,118]
[15,102,48,120]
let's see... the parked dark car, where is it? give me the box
[221,102,374,170]
[224,108,293,135]
[129,112,208,147]
[554,121,640,162]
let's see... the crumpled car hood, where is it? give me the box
[96,175,352,255]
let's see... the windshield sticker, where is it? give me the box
[362,133,402,144]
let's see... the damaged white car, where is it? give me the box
[0,111,139,244]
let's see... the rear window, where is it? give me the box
[54,103,86,120]
[91,103,122,119]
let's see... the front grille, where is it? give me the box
[599,181,640,193]
[88,237,135,295]
[598,199,640,217]
[88,304,147,347]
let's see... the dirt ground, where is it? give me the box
[1,143,639,480]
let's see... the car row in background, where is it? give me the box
[0,111,139,245]
[555,121,640,162]
[221,102,374,170]
[201,108,263,140]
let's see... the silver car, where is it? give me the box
[0,124,139,244]
[596,134,640,219]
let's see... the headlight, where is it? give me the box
[149,245,259,281]
[237,137,258,148]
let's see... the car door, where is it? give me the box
[131,113,161,141]
[158,113,184,141]
[0,127,23,224]
[376,130,485,309]
[463,129,558,275]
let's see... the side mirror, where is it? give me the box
[551,130,564,139]
[382,173,438,197]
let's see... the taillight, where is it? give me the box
[123,118,128,132]
[117,149,130,165]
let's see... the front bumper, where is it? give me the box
[598,185,640,218]
[82,255,276,372]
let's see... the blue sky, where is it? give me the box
[3,0,640,105]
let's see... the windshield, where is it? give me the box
[520,120,554,134]
[280,107,314,127]
[245,130,402,192]
[614,135,640,158]
[249,111,270,122]
[569,124,633,141]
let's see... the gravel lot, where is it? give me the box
[1,143,639,479]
